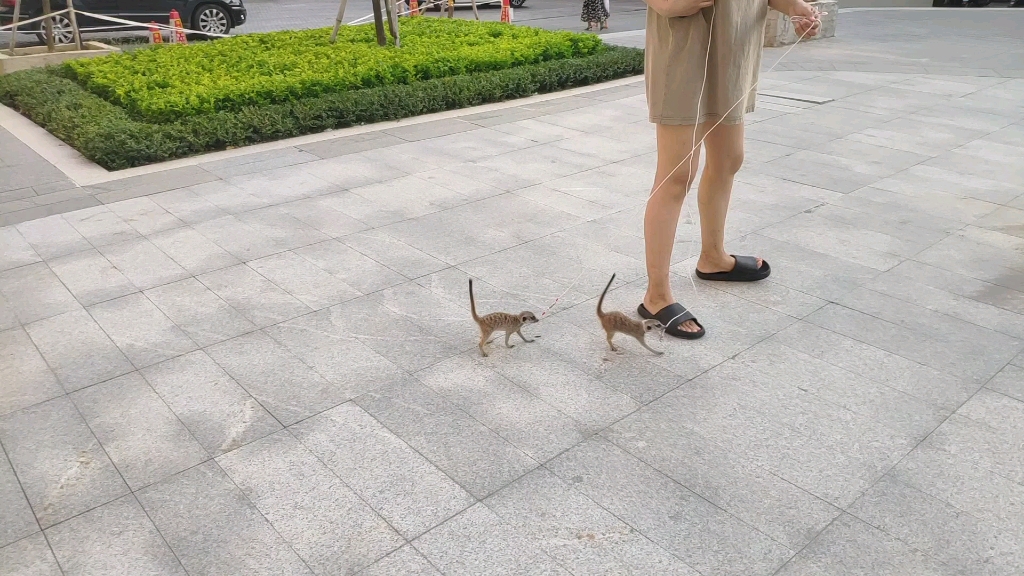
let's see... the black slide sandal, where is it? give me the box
[695,255,770,282]
[638,302,705,340]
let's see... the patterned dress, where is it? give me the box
[581,0,609,24]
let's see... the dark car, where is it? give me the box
[0,0,246,44]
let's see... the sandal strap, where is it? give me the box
[657,303,697,329]
[732,255,762,273]
[640,302,700,329]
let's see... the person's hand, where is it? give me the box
[787,0,821,38]
[647,0,713,19]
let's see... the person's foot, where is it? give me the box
[695,254,763,275]
[642,295,701,333]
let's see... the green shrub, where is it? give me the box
[63,20,605,122]
[1,46,643,170]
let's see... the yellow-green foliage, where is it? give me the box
[63,19,604,122]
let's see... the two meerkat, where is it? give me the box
[467,274,662,356]
[469,279,539,357]
[597,274,663,355]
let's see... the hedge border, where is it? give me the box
[0,45,644,170]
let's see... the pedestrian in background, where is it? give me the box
[581,0,609,31]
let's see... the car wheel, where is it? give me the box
[192,4,231,37]
[34,13,75,45]
[509,0,525,7]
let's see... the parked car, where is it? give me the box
[0,0,246,44]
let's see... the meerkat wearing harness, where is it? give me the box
[597,274,663,355]
[469,279,539,357]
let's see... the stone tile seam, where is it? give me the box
[855,275,1024,343]
[0,437,45,544]
[767,513,842,576]
[820,358,1024,574]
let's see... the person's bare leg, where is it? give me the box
[642,123,704,333]
[695,122,762,274]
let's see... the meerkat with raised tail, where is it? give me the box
[469,279,539,357]
[597,274,663,355]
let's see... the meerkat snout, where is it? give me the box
[643,320,663,332]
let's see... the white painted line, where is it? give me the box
[0,74,644,186]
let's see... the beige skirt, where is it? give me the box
[645,1,769,126]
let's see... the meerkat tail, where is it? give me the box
[596,273,616,318]
[469,278,481,322]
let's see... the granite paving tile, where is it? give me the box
[217,431,404,575]
[24,309,134,393]
[97,238,190,291]
[141,351,282,456]
[784,514,959,576]
[136,461,313,576]
[291,403,475,539]
[0,327,64,416]
[0,533,62,576]
[484,468,700,575]
[356,379,537,499]
[45,494,187,576]
[412,504,570,576]
[70,373,208,490]
[0,449,38,548]
[87,293,197,369]
[0,397,129,528]
[196,264,312,328]
[14,215,91,260]
[0,262,80,324]
[47,249,137,306]
[147,226,240,276]
[206,331,343,426]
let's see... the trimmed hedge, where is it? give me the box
[0,45,643,170]
[64,21,606,122]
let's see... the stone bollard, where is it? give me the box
[764,0,837,47]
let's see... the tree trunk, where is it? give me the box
[329,0,349,43]
[66,0,83,51]
[41,0,54,53]
[8,0,21,54]
[370,0,387,45]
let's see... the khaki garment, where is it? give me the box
[646,1,769,125]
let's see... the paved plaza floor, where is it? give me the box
[2,9,1024,576]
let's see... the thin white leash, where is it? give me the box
[650,9,823,201]
[531,8,822,327]
[659,7,823,332]
[673,3,717,328]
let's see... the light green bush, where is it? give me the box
[63,19,604,122]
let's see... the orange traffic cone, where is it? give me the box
[409,0,419,16]
[500,0,512,22]
[169,9,188,44]
[148,22,163,43]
